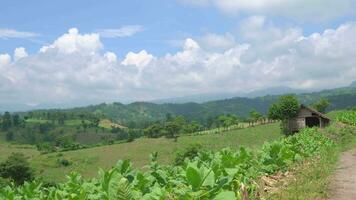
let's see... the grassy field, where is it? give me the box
[6,123,280,182]
[25,118,123,130]
[0,143,39,161]
[99,119,126,129]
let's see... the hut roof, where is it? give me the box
[300,104,331,120]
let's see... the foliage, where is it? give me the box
[57,158,72,167]
[5,131,14,141]
[0,153,34,185]
[0,128,334,199]
[1,112,12,131]
[336,110,356,126]
[312,98,330,113]
[174,144,204,166]
[144,116,203,139]
[268,95,299,135]
[268,95,299,120]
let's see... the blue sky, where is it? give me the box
[1,0,236,56]
[2,0,354,56]
[1,0,356,110]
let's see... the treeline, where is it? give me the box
[143,110,270,140]
[24,110,102,126]
[0,108,270,150]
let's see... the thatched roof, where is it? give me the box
[300,104,331,121]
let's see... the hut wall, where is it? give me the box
[288,117,306,132]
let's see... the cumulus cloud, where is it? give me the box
[40,28,102,54]
[0,54,11,66]
[122,50,154,68]
[0,28,39,39]
[1,22,356,109]
[199,33,236,50]
[14,47,28,61]
[97,25,144,38]
[104,52,117,62]
[180,0,356,21]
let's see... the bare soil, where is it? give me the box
[328,148,356,200]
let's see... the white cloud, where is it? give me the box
[104,52,117,62]
[122,50,154,68]
[0,54,11,66]
[14,47,28,61]
[98,25,144,38]
[199,33,236,50]
[180,0,356,21]
[40,28,102,54]
[0,28,38,39]
[1,22,356,109]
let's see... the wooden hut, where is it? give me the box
[287,104,331,133]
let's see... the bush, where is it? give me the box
[57,158,72,167]
[0,177,10,187]
[174,143,204,166]
[0,153,34,185]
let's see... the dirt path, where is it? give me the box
[328,148,356,200]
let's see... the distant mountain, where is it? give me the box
[243,86,310,98]
[151,86,309,104]
[350,81,356,87]
[151,93,238,104]
[23,86,356,126]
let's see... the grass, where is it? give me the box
[0,143,39,161]
[27,123,281,182]
[25,118,121,130]
[99,119,126,129]
[327,110,345,120]
[267,147,339,200]
[25,118,50,124]
[25,118,87,126]
[266,122,356,200]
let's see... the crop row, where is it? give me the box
[0,128,334,200]
[336,111,356,126]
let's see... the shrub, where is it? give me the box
[174,143,204,166]
[57,158,72,167]
[0,177,10,187]
[0,153,34,185]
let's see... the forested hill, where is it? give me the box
[24,86,356,127]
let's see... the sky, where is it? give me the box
[1,0,356,110]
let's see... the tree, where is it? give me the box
[5,131,14,141]
[268,95,299,121]
[12,114,20,127]
[165,113,173,122]
[0,153,34,185]
[144,123,163,138]
[268,95,299,135]
[183,121,201,134]
[165,121,180,139]
[249,109,262,125]
[312,98,330,113]
[217,114,237,130]
[1,112,12,131]
[90,117,100,128]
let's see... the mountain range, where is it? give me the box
[23,83,356,127]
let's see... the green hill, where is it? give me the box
[36,86,356,126]
[0,123,281,182]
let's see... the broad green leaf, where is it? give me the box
[186,163,202,190]
[214,191,236,200]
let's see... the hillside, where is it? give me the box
[0,123,281,182]
[26,86,356,126]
